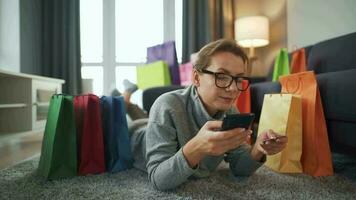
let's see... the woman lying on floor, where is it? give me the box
[117,39,287,191]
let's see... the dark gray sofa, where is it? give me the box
[142,85,185,113]
[250,32,356,156]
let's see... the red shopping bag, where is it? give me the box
[291,48,307,74]
[235,80,251,144]
[279,71,333,176]
[236,80,251,113]
[74,94,106,175]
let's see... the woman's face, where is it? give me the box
[194,52,246,116]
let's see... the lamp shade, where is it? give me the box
[235,16,269,48]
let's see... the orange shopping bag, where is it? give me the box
[279,71,333,176]
[291,48,307,74]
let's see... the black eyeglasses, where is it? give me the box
[198,69,250,91]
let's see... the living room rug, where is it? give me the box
[0,155,355,200]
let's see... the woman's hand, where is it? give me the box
[195,121,251,156]
[251,129,288,161]
[183,120,251,168]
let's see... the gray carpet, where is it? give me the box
[0,156,355,200]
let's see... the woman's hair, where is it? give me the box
[194,39,248,71]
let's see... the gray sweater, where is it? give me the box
[131,85,263,191]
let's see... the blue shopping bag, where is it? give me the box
[100,96,133,172]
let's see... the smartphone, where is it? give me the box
[220,113,255,131]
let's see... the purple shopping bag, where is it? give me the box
[147,41,181,85]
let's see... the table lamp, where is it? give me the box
[235,16,269,59]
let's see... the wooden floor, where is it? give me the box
[0,130,43,170]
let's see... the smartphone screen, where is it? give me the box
[221,113,255,131]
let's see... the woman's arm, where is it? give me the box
[225,144,264,177]
[146,121,197,191]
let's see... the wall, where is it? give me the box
[287,0,356,50]
[234,0,287,77]
[0,0,20,72]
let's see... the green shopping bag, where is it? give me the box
[38,94,77,180]
[272,48,290,81]
[137,60,172,89]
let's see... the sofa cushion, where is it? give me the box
[317,69,356,122]
[142,85,185,113]
[327,120,356,154]
[308,32,356,74]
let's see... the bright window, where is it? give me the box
[115,0,163,63]
[175,0,182,63]
[115,66,137,92]
[81,66,103,95]
[80,0,103,63]
[80,0,182,96]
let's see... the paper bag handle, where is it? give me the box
[285,77,302,94]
